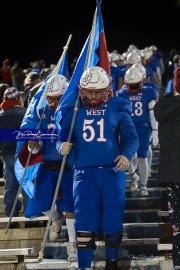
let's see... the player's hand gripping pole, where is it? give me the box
[38,0,104,260]
[37,34,73,261]
[37,1,104,259]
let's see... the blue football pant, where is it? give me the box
[34,165,74,213]
[73,167,126,268]
[73,166,126,233]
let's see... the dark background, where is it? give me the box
[0,0,179,68]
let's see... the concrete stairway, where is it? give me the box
[0,146,174,269]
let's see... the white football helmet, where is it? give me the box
[45,74,69,97]
[141,49,149,61]
[128,44,137,52]
[126,51,141,65]
[79,66,111,108]
[122,52,128,60]
[132,49,144,58]
[149,45,157,52]
[80,66,110,90]
[109,53,119,62]
[117,54,124,62]
[124,66,143,93]
[132,63,146,80]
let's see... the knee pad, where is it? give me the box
[76,231,96,251]
[104,231,122,248]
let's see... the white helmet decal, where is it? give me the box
[45,74,69,96]
[79,66,111,109]
[80,66,110,90]
[132,63,146,79]
[124,66,143,84]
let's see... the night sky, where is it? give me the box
[0,0,179,68]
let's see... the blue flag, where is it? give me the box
[14,51,69,201]
[55,0,109,129]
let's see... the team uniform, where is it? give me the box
[17,74,76,262]
[118,85,157,157]
[110,65,122,95]
[56,66,139,270]
[118,65,158,196]
[128,63,159,178]
[32,106,74,215]
[108,53,125,96]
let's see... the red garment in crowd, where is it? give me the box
[173,66,180,93]
[0,66,12,85]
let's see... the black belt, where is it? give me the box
[43,160,71,171]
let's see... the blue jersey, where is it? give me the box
[118,66,127,79]
[57,97,139,169]
[118,86,157,124]
[144,81,158,93]
[110,66,123,95]
[147,61,157,73]
[145,65,153,81]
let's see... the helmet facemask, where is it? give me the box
[79,66,111,109]
[80,86,110,109]
[46,95,62,111]
[124,66,144,94]
[126,82,143,94]
[44,74,69,110]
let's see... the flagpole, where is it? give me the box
[37,2,100,262]
[66,0,100,137]
[37,35,74,261]
[85,6,98,68]
[36,34,72,119]
[53,34,72,75]
[85,0,102,68]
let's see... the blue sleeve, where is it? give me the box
[115,96,132,115]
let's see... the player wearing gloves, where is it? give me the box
[26,74,76,262]
[56,66,139,270]
[120,62,159,178]
[118,66,158,196]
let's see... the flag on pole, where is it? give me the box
[55,0,110,119]
[14,49,70,201]
[88,0,110,74]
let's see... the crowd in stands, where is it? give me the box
[0,46,179,102]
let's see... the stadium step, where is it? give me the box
[24,257,174,270]
[0,247,34,263]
